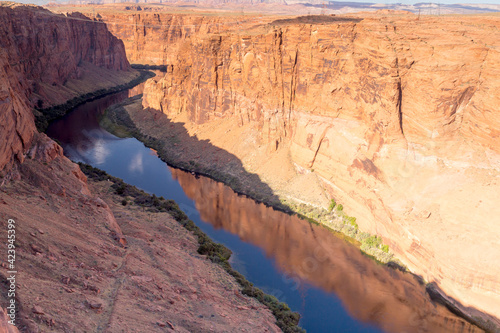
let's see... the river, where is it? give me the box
[46,86,482,333]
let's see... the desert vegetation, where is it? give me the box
[284,199,403,267]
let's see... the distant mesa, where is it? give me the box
[270,14,363,25]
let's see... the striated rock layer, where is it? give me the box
[0,3,130,107]
[97,10,500,325]
[0,2,132,176]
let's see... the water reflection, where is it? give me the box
[46,91,128,147]
[46,83,147,165]
[129,151,144,173]
[171,169,483,333]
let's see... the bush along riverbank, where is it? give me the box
[34,70,156,132]
[100,95,403,268]
[281,199,407,269]
[131,63,169,72]
[79,163,305,333]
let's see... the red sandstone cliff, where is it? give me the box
[0,3,130,107]
[0,47,35,178]
[94,10,500,325]
[0,3,132,176]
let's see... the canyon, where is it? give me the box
[54,5,500,328]
[0,1,499,331]
[0,3,283,332]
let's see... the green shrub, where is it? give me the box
[115,184,126,195]
[363,235,382,248]
[336,204,343,211]
[328,199,336,212]
[343,215,357,228]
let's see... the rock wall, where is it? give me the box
[0,3,130,175]
[0,4,130,106]
[102,11,500,323]
[0,48,35,178]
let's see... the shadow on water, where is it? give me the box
[46,87,488,333]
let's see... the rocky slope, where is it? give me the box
[89,9,500,326]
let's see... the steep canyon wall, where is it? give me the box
[0,3,131,176]
[101,11,500,323]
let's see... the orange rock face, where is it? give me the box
[98,10,500,324]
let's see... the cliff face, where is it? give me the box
[0,4,130,107]
[0,48,35,178]
[0,3,131,176]
[102,11,500,323]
